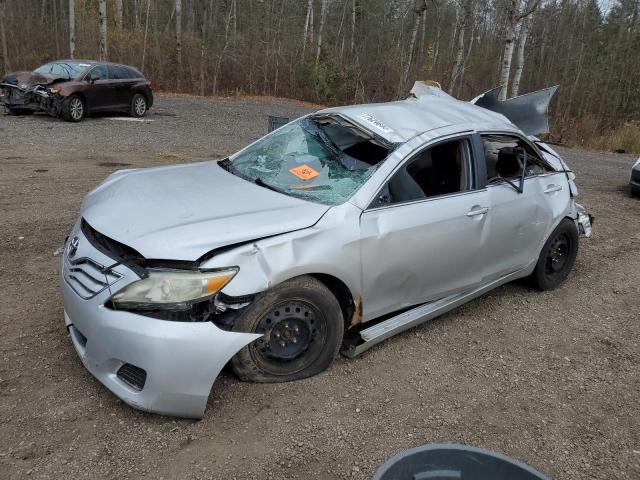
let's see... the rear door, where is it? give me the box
[360,134,490,320]
[108,65,136,109]
[480,133,564,280]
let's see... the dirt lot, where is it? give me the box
[0,94,638,480]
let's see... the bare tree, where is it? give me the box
[141,0,151,72]
[402,0,428,92]
[69,0,75,59]
[350,0,356,55]
[498,0,539,100]
[98,0,108,60]
[449,0,470,94]
[0,0,8,71]
[511,12,531,98]
[315,0,328,69]
[115,0,124,29]
[175,0,182,91]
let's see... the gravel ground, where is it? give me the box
[0,94,638,480]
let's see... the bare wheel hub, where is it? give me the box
[253,302,320,362]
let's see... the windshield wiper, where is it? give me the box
[255,177,281,193]
[218,158,232,172]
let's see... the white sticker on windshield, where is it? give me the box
[357,113,393,134]
[78,64,91,67]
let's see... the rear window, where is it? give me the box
[224,116,393,205]
[110,65,134,79]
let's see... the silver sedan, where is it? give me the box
[60,83,592,417]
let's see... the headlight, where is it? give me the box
[49,87,61,94]
[111,268,238,309]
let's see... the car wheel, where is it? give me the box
[231,275,344,383]
[530,218,579,291]
[130,93,147,117]
[63,95,85,122]
[632,185,640,197]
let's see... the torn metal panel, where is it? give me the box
[471,86,559,136]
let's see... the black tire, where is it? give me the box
[231,275,344,383]
[130,93,148,117]
[62,95,85,122]
[631,185,640,197]
[529,218,579,291]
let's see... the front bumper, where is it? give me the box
[1,84,63,115]
[60,221,259,418]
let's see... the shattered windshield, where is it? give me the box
[224,116,392,205]
[34,61,88,79]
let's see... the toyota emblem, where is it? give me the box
[67,236,80,257]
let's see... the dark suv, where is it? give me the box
[0,60,153,122]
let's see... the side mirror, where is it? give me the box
[88,75,99,83]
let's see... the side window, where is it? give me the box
[109,65,130,79]
[127,67,143,79]
[481,134,553,183]
[375,138,473,206]
[90,65,108,80]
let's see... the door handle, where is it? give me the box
[544,184,562,194]
[466,206,489,217]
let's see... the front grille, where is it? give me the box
[117,363,147,391]
[63,257,122,299]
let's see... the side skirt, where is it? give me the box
[342,264,533,358]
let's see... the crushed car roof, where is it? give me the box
[318,82,518,144]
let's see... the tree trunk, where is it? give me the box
[511,14,530,98]
[449,0,469,95]
[199,4,208,97]
[115,0,123,29]
[0,0,9,71]
[315,0,328,69]
[350,0,356,56]
[98,0,108,61]
[401,0,427,93]
[175,0,182,91]
[497,0,522,100]
[302,0,313,58]
[141,0,151,72]
[68,0,75,59]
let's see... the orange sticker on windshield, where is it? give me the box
[289,164,320,181]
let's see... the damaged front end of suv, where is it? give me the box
[1,64,83,116]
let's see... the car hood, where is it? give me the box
[1,71,67,87]
[81,161,331,261]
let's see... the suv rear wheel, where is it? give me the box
[130,93,147,117]
[530,218,579,290]
[231,276,344,383]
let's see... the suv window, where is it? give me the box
[110,65,132,79]
[481,134,553,182]
[89,65,108,80]
[375,138,473,206]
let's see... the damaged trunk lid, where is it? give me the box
[81,161,331,261]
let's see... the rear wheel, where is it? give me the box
[231,276,344,383]
[529,218,579,291]
[62,95,85,122]
[130,93,147,117]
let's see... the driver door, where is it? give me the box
[84,65,114,111]
[360,135,490,320]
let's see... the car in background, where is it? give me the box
[631,158,640,197]
[0,60,153,122]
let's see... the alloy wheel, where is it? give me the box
[134,97,146,116]
[70,98,83,121]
